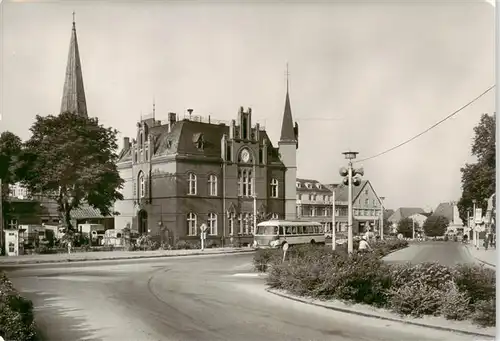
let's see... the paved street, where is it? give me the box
[382,241,478,267]
[4,253,484,341]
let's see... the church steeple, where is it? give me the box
[279,63,296,143]
[60,13,88,117]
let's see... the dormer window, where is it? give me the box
[296,181,301,188]
[305,183,312,189]
[316,183,322,189]
[193,133,205,151]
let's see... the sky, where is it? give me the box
[0,0,495,211]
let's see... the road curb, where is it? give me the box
[265,288,496,338]
[0,249,256,266]
[463,245,496,268]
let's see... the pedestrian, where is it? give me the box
[358,236,373,254]
[483,238,489,251]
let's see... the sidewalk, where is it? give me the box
[0,247,255,265]
[465,240,497,268]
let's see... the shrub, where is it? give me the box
[313,252,392,307]
[388,282,443,317]
[439,281,471,321]
[453,264,496,305]
[253,248,280,272]
[471,298,496,327]
[390,262,455,291]
[0,272,38,341]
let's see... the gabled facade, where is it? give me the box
[328,180,384,235]
[388,207,426,233]
[114,90,299,246]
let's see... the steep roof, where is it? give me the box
[383,209,395,220]
[118,119,283,166]
[296,178,331,194]
[60,18,88,117]
[325,180,371,202]
[279,90,296,142]
[388,207,425,223]
[431,202,455,222]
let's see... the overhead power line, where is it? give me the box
[354,85,496,163]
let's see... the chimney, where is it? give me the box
[187,108,193,118]
[123,137,130,150]
[168,112,177,133]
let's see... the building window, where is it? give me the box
[229,216,234,235]
[238,214,243,234]
[365,198,369,206]
[226,145,232,162]
[133,151,138,163]
[145,146,149,161]
[270,178,278,198]
[373,200,377,207]
[208,213,217,235]
[271,213,279,220]
[259,148,263,164]
[324,208,329,216]
[238,169,253,197]
[8,243,14,253]
[365,189,368,195]
[311,208,317,217]
[7,219,18,230]
[138,172,145,198]
[187,172,197,195]
[309,194,313,201]
[208,174,217,196]
[243,213,250,235]
[187,213,197,236]
[296,181,301,188]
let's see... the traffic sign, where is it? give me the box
[200,223,208,232]
[282,243,289,252]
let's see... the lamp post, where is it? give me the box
[472,199,477,248]
[412,216,416,240]
[340,151,363,254]
[379,196,385,241]
[466,209,471,243]
[158,220,164,246]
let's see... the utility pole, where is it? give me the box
[340,151,363,254]
[466,209,471,243]
[379,196,385,240]
[412,217,416,240]
[331,189,336,250]
[253,193,257,235]
[472,199,477,248]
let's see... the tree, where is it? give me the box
[458,113,495,223]
[17,113,124,232]
[423,215,449,237]
[397,217,418,238]
[0,131,23,224]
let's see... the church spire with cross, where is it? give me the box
[60,12,88,117]
[279,63,297,143]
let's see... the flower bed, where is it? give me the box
[253,240,495,328]
[0,272,38,341]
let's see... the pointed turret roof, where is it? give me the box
[60,15,88,117]
[279,67,296,143]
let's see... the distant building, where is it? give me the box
[295,178,333,231]
[432,202,463,235]
[114,86,299,246]
[387,207,426,233]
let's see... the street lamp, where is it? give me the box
[340,151,363,254]
[379,197,385,241]
[157,220,165,245]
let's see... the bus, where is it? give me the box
[253,220,326,249]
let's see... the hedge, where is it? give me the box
[0,272,38,341]
[253,240,495,327]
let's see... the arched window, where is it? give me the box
[138,172,145,198]
[187,172,197,195]
[238,169,253,197]
[208,174,217,196]
[228,215,234,235]
[187,212,197,236]
[243,213,250,235]
[208,213,217,235]
[270,178,278,198]
[271,213,279,220]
